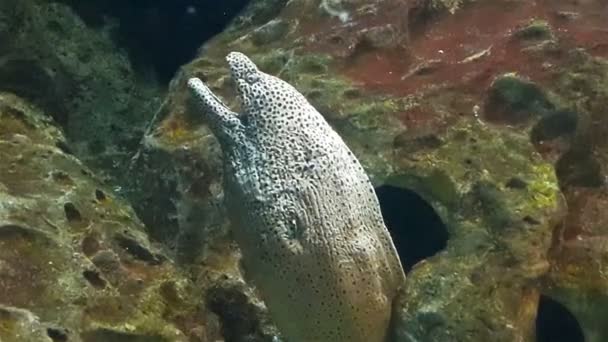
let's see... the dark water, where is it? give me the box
[63,0,250,82]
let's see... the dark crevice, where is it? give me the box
[60,0,251,83]
[530,109,578,144]
[83,269,107,289]
[375,185,448,272]
[114,234,163,265]
[206,279,275,342]
[47,327,69,342]
[63,202,83,222]
[536,295,585,342]
[555,149,604,189]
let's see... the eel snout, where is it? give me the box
[187,77,243,143]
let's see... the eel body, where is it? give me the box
[188,52,406,342]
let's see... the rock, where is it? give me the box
[135,1,582,341]
[389,119,561,341]
[2,0,604,341]
[513,19,555,42]
[0,93,223,341]
[206,276,279,342]
[541,50,608,342]
[251,19,291,46]
[530,109,578,143]
[483,73,555,124]
[0,305,55,342]
[0,0,166,241]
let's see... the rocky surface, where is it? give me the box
[0,0,171,241]
[541,50,608,342]
[1,0,608,341]
[0,92,279,341]
[139,0,607,341]
[0,1,279,341]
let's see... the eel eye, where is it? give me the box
[246,73,260,84]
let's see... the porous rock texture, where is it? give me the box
[0,0,281,336]
[140,0,607,341]
[2,0,608,341]
[0,0,173,243]
[0,92,193,341]
[541,52,608,341]
[0,92,279,341]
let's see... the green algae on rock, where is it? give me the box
[538,50,608,342]
[390,118,562,341]
[4,0,608,340]
[0,93,223,341]
[0,0,169,245]
[136,0,569,340]
[513,19,556,42]
[483,73,556,124]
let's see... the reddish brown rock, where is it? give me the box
[136,0,608,341]
[1,0,601,341]
[540,48,608,342]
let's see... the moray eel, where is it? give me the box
[188,52,406,342]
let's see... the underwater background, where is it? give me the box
[0,0,606,341]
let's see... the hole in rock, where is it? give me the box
[81,234,100,256]
[83,269,107,289]
[95,189,107,201]
[63,202,82,222]
[47,327,69,342]
[115,234,162,265]
[536,295,584,342]
[375,185,448,272]
[206,282,268,342]
[63,0,251,83]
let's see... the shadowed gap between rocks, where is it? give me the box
[60,0,252,82]
[206,280,277,342]
[46,327,69,342]
[375,185,448,272]
[536,294,585,342]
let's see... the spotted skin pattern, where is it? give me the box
[188,52,406,342]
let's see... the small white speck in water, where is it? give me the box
[186,6,197,15]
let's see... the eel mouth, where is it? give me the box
[226,60,246,107]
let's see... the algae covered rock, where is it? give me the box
[539,50,608,342]
[390,117,562,341]
[0,92,220,341]
[3,0,607,341]
[0,0,162,220]
[483,73,556,123]
[136,1,573,341]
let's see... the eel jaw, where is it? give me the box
[235,79,253,111]
[187,77,243,144]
